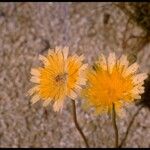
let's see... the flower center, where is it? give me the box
[55,72,68,85]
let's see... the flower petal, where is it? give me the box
[53,99,64,112]
[123,62,139,77]
[28,86,39,96]
[31,95,40,104]
[118,54,129,68]
[30,77,40,83]
[55,46,62,53]
[68,90,77,100]
[98,54,107,70]
[74,85,82,93]
[43,99,52,107]
[77,78,87,85]
[108,52,116,74]
[63,47,69,60]
[39,55,50,66]
[132,73,148,85]
[79,54,85,61]
[30,68,40,76]
[80,64,88,71]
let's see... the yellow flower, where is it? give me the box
[83,52,147,115]
[28,47,88,112]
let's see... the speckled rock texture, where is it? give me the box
[0,2,149,148]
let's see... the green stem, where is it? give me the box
[71,100,89,148]
[112,103,119,148]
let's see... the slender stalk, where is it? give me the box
[112,103,119,148]
[119,105,144,148]
[71,100,89,148]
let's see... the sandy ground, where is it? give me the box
[0,2,150,148]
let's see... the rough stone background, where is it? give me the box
[0,2,149,148]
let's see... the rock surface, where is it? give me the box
[0,2,149,148]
